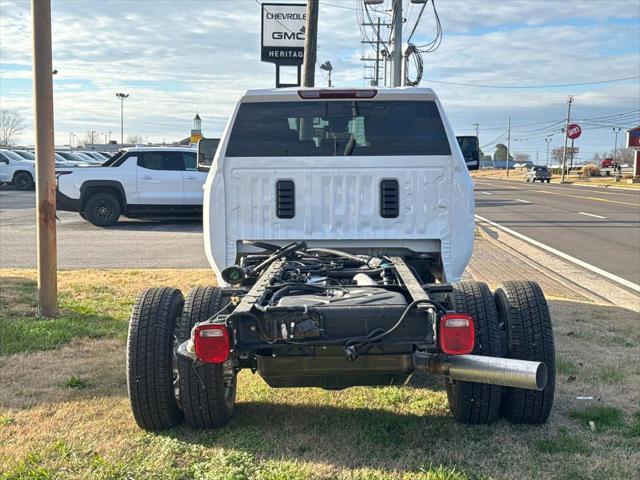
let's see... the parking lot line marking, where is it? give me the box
[578,211,606,219]
[515,198,531,203]
[481,191,492,195]
[475,214,640,293]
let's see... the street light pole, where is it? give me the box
[613,127,622,163]
[116,92,129,148]
[545,137,552,166]
[506,116,511,177]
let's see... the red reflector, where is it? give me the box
[439,313,475,355]
[194,324,230,363]
[298,89,377,99]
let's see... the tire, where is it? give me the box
[494,281,555,424]
[127,287,184,430]
[546,179,551,183]
[525,178,530,182]
[83,191,121,226]
[13,171,34,190]
[446,281,503,424]
[178,286,237,428]
[79,212,87,220]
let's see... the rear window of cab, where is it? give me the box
[225,100,451,157]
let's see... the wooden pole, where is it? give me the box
[32,0,57,317]
[302,0,319,87]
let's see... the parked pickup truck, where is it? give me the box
[56,146,205,226]
[127,88,556,432]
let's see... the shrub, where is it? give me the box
[581,164,601,177]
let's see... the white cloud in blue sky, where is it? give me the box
[1,0,639,160]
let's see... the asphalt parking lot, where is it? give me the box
[0,187,209,268]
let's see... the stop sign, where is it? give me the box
[567,123,582,140]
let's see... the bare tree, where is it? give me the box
[551,146,565,164]
[126,134,143,144]
[79,130,98,146]
[0,109,25,146]
[615,148,634,164]
[514,153,530,164]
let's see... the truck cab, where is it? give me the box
[204,87,476,285]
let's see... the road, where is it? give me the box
[0,188,208,268]
[2,182,639,287]
[474,178,640,286]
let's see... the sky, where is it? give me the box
[1,0,639,163]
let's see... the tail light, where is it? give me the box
[298,89,377,99]
[439,313,475,355]
[193,324,230,363]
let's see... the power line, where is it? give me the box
[423,75,640,89]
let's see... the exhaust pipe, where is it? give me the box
[414,352,547,391]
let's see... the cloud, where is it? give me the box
[0,0,638,158]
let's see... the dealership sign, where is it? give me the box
[261,2,306,65]
[627,126,640,149]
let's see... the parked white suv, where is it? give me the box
[0,149,36,190]
[56,147,205,226]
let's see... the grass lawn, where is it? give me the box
[1,269,639,480]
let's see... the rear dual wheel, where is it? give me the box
[178,286,237,429]
[127,287,184,430]
[495,281,555,424]
[127,286,237,431]
[446,281,503,424]
[445,280,555,425]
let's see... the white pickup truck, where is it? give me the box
[56,146,206,226]
[127,88,556,432]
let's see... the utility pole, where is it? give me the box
[69,132,74,149]
[374,17,381,86]
[32,0,57,317]
[108,131,112,143]
[561,95,574,183]
[545,137,552,166]
[360,18,390,86]
[302,0,319,87]
[473,123,479,138]
[613,127,622,163]
[116,92,129,148]
[90,130,96,144]
[390,0,402,87]
[506,116,511,177]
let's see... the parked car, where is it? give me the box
[526,165,552,183]
[56,147,203,226]
[55,150,96,166]
[12,149,78,168]
[0,148,35,190]
[99,151,115,158]
[601,158,615,169]
[78,150,108,163]
[73,152,104,165]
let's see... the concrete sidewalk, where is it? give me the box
[467,221,639,312]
